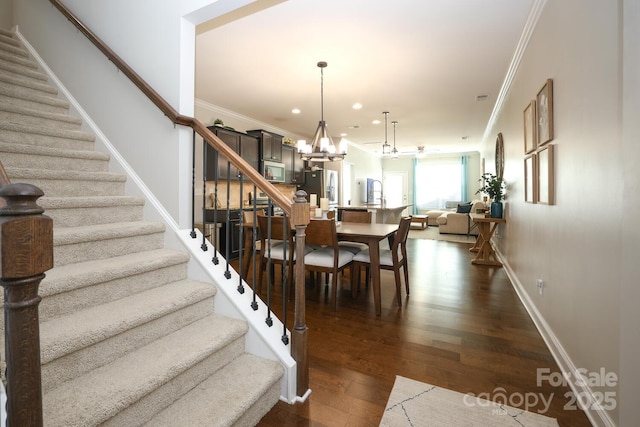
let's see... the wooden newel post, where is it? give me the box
[0,183,53,427]
[290,190,310,398]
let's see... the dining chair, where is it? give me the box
[303,219,355,311]
[257,214,312,299]
[341,210,372,224]
[351,216,412,306]
[338,210,372,254]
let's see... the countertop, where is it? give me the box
[336,204,412,210]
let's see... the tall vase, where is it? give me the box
[490,201,503,218]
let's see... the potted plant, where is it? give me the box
[476,173,505,218]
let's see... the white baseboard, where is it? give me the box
[496,248,615,427]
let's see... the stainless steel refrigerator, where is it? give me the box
[299,169,324,202]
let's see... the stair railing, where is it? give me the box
[49,0,310,398]
[0,161,52,426]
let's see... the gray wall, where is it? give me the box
[481,0,636,424]
[0,0,12,29]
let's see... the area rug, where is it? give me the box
[380,376,559,427]
[408,226,476,244]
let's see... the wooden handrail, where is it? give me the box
[48,0,293,215]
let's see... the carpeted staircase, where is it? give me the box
[0,27,283,426]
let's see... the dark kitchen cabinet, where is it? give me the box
[219,209,242,260]
[203,208,241,259]
[282,145,306,184]
[247,129,283,162]
[206,126,259,181]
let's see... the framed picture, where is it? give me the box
[524,100,537,154]
[536,79,554,146]
[537,144,555,205]
[524,154,536,203]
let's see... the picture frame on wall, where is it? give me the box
[524,154,536,203]
[524,100,537,154]
[536,79,554,146]
[537,144,555,205]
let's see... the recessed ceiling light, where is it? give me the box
[372,120,381,125]
[291,108,301,114]
[352,103,362,110]
[340,133,348,137]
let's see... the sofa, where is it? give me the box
[431,200,486,235]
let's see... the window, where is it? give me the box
[415,157,464,209]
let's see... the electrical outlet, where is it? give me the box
[537,279,544,295]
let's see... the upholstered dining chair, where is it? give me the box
[303,219,355,311]
[257,214,312,299]
[351,216,412,306]
[338,210,372,254]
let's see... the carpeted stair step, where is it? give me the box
[0,121,95,150]
[0,102,83,131]
[0,142,109,173]
[0,36,31,61]
[38,196,145,227]
[0,68,57,96]
[40,248,190,321]
[53,221,166,266]
[0,55,48,82]
[146,353,284,427]
[0,83,70,114]
[43,314,248,427]
[0,30,20,48]
[40,279,218,393]
[4,167,125,197]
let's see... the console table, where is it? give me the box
[469,215,506,267]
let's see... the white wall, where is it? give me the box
[481,0,634,424]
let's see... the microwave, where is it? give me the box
[262,160,285,183]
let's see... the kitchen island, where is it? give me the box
[336,204,412,224]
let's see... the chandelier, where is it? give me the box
[298,61,347,162]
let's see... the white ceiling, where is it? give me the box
[195,0,533,156]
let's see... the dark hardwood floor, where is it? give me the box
[234,237,592,427]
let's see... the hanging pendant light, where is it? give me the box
[298,61,347,162]
[381,111,391,155]
[391,120,399,158]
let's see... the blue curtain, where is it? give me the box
[412,158,419,214]
[461,155,469,202]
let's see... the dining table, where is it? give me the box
[239,218,399,316]
[335,221,399,316]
